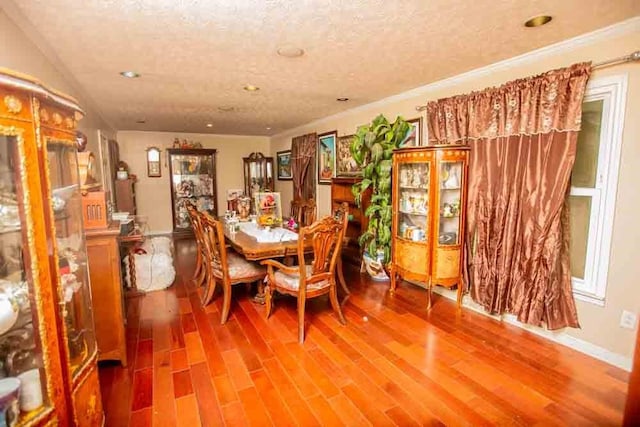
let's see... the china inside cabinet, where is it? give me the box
[390,145,470,308]
[243,152,274,198]
[168,148,218,232]
[0,69,103,426]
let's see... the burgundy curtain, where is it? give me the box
[427,63,591,329]
[291,133,317,200]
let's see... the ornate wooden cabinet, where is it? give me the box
[243,152,274,197]
[0,69,103,426]
[390,145,470,308]
[168,148,217,233]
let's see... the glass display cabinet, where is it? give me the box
[0,69,103,426]
[44,141,97,377]
[390,145,470,309]
[243,152,274,198]
[168,148,217,232]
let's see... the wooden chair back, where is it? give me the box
[290,198,317,227]
[333,202,350,241]
[199,213,229,281]
[186,203,208,285]
[296,215,343,291]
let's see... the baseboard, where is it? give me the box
[430,286,633,371]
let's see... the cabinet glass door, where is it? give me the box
[45,140,96,378]
[438,161,463,246]
[0,134,49,420]
[397,161,429,243]
[171,153,216,229]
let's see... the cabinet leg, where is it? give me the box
[389,268,396,294]
[426,278,432,310]
[456,283,463,308]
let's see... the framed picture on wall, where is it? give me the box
[402,117,423,147]
[276,150,293,180]
[317,130,337,184]
[336,134,361,177]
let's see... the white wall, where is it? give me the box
[117,131,270,233]
[270,20,640,368]
[0,8,116,180]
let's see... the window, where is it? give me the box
[569,75,627,305]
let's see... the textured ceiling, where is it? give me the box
[7,0,640,135]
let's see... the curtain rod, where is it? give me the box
[415,50,640,112]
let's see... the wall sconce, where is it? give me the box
[146,146,162,177]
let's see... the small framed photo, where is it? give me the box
[276,150,293,180]
[336,134,361,177]
[317,130,337,184]
[403,117,423,147]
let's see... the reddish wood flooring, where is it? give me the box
[99,238,629,426]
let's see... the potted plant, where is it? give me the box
[350,114,411,279]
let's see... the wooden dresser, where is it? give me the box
[331,177,370,265]
[85,223,127,366]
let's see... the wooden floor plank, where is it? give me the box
[175,394,202,427]
[152,350,177,427]
[99,238,629,427]
[190,362,225,427]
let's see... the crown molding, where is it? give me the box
[116,129,270,140]
[1,0,117,132]
[273,15,640,140]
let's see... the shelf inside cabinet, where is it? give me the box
[440,187,461,190]
[395,235,428,245]
[400,185,429,190]
[399,210,428,216]
[0,225,21,235]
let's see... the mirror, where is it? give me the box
[146,146,161,177]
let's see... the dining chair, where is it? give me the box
[290,198,317,227]
[261,216,346,343]
[200,213,267,324]
[186,203,207,287]
[333,202,350,296]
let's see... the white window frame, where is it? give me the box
[570,74,627,306]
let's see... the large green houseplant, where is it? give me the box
[350,114,411,270]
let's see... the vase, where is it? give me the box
[444,170,459,189]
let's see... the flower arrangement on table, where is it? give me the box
[254,192,282,227]
[284,217,298,231]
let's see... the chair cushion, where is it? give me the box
[273,265,330,291]
[213,252,266,280]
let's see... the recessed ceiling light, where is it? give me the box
[266,127,272,130]
[136,119,146,124]
[277,46,305,58]
[244,84,260,92]
[206,123,213,128]
[120,71,141,78]
[524,15,552,28]
[337,97,349,102]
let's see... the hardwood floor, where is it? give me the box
[99,238,629,426]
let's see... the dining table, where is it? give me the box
[222,220,313,302]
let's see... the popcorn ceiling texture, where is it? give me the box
[10,0,640,135]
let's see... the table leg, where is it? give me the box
[252,280,266,305]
